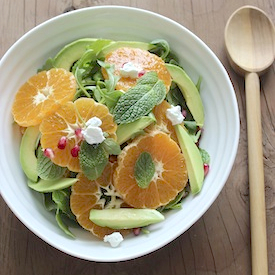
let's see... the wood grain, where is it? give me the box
[1,0,275,274]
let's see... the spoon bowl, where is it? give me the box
[225,5,274,275]
[225,5,275,75]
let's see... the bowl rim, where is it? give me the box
[0,5,240,262]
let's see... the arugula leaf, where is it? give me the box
[149,39,170,60]
[37,147,66,180]
[55,208,75,238]
[134,152,155,188]
[114,72,166,124]
[52,189,75,220]
[79,141,109,181]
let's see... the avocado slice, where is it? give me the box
[20,126,40,182]
[174,124,204,194]
[166,63,204,127]
[54,38,112,70]
[116,113,156,145]
[99,40,154,57]
[28,177,78,193]
[89,208,165,229]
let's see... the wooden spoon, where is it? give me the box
[225,6,274,275]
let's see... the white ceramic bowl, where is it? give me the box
[0,6,239,262]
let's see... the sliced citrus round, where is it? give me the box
[39,97,117,172]
[102,47,171,92]
[146,100,179,142]
[70,162,130,239]
[113,131,188,209]
[12,68,77,127]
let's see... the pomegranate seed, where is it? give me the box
[138,70,146,78]
[71,145,80,157]
[57,136,67,149]
[43,148,54,159]
[182,109,187,118]
[204,163,209,177]
[133,228,141,236]
[75,128,83,140]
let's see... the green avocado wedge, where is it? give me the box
[166,63,204,127]
[174,124,204,194]
[20,126,40,183]
[116,113,156,145]
[89,208,165,229]
[28,177,78,193]
[54,38,112,70]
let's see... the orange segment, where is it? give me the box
[113,131,188,209]
[12,68,76,127]
[39,97,117,172]
[70,162,130,239]
[102,47,171,92]
[146,100,180,142]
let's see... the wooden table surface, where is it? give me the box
[1,0,274,274]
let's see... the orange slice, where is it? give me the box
[39,97,117,172]
[113,131,188,209]
[12,68,76,127]
[70,162,130,239]
[102,47,171,92]
[146,100,179,142]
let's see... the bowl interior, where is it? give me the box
[0,6,239,262]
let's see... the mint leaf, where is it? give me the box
[134,152,155,188]
[79,141,109,181]
[113,72,166,124]
[37,148,66,180]
[199,148,210,164]
[102,138,121,155]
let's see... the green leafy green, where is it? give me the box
[158,189,189,212]
[91,60,123,111]
[79,141,109,181]
[52,189,75,220]
[149,39,170,60]
[37,147,66,180]
[199,148,210,164]
[114,72,166,124]
[55,208,75,238]
[134,152,155,188]
[102,138,121,155]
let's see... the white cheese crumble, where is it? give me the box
[166,105,185,125]
[120,62,142,79]
[82,117,105,145]
[103,232,124,248]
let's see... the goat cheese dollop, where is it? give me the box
[120,62,142,79]
[82,117,105,145]
[166,105,185,125]
[103,232,124,248]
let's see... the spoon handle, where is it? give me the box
[245,72,268,275]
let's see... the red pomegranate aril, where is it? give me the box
[71,145,80,157]
[204,163,209,177]
[133,228,141,236]
[75,128,83,140]
[43,148,55,159]
[57,136,67,149]
[138,70,146,78]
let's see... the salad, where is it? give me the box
[11,38,210,247]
